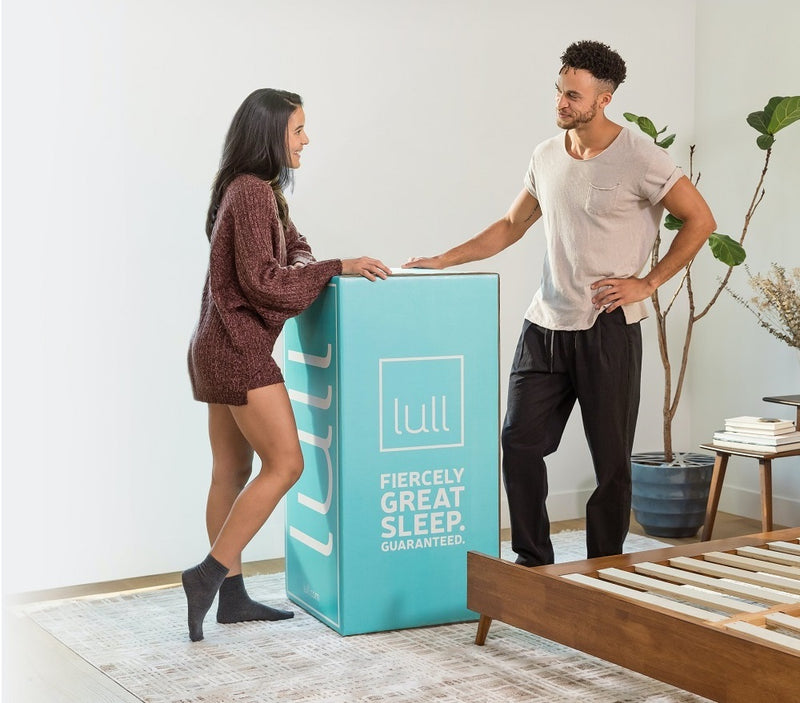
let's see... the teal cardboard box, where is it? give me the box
[283,271,499,635]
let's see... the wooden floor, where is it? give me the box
[2,512,781,702]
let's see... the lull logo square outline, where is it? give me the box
[378,355,464,452]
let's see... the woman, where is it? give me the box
[183,88,390,642]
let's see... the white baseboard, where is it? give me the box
[718,486,800,528]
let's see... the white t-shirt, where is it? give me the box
[523,127,683,330]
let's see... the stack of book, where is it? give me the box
[712,416,800,453]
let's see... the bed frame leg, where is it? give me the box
[475,614,493,645]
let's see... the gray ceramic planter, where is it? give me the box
[631,452,715,538]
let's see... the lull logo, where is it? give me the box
[379,356,463,452]
[285,287,338,559]
[392,395,450,434]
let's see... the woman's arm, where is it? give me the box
[228,177,342,316]
[284,218,316,267]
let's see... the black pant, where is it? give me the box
[501,310,642,566]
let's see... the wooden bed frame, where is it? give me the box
[467,528,800,702]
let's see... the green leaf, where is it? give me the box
[708,233,746,266]
[747,110,770,134]
[663,214,683,231]
[767,96,800,134]
[636,116,658,139]
[623,112,659,139]
[762,96,786,128]
[656,134,676,149]
[757,133,775,150]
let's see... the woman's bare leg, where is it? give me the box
[182,384,302,640]
[205,403,254,577]
[209,384,304,566]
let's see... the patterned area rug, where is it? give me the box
[20,533,708,703]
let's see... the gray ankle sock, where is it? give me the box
[181,554,229,641]
[216,573,294,624]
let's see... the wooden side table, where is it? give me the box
[699,394,800,542]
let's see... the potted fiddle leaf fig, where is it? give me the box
[625,96,800,537]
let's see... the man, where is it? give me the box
[403,40,716,566]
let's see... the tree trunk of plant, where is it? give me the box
[656,309,673,462]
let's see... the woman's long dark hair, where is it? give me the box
[205,88,302,240]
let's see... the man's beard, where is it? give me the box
[557,102,598,130]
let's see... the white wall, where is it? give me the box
[689,0,800,527]
[2,0,698,593]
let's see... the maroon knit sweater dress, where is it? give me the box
[188,174,343,405]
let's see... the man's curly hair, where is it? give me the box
[560,40,627,92]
